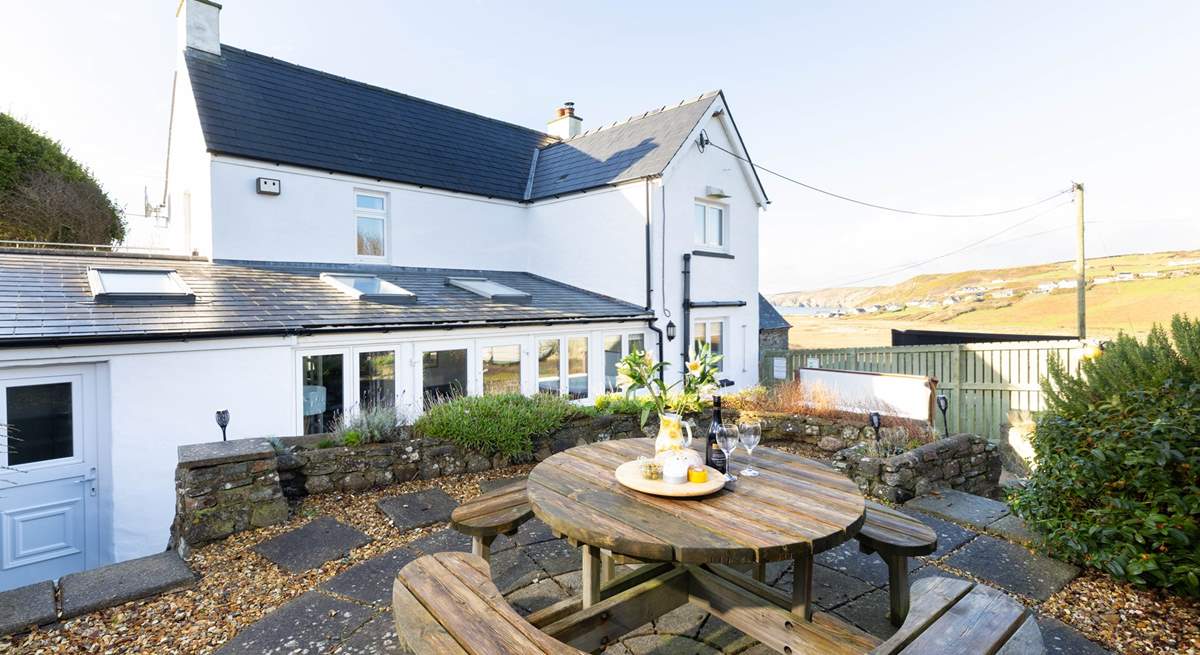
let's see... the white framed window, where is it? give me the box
[692,319,724,371]
[693,201,727,250]
[603,332,649,393]
[355,191,387,258]
[300,350,347,435]
[537,335,590,400]
[480,343,522,395]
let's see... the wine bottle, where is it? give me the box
[706,396,726,474]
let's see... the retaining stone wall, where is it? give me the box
[172,439,289,555]
[832,433,1002,503]
[173,409,930,549]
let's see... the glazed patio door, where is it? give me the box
[0,365,99,591]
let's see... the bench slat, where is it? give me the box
[872,577,974,655]
[899,583,1028,655]
[857,502,938,557]
[392,574,469,655]
[396,552,582,654]
[451,480,534,538]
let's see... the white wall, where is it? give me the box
[208,158,530,271]
[653,102,763,389]
[0,320,649,564]
[525,183,648,306]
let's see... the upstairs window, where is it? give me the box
[693,202,727,249]
[87,268,194,303]
[355,192,387,257]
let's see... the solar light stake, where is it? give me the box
[869,411,882,447]
[936,394,950,437]
[215,410,230,442]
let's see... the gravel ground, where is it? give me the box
[0,465,532,655]
[2,459,1196,655]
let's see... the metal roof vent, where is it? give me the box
[321,273,417,304]
[446,277,532,305]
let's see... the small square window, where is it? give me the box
[356,194,385,211]
[357,217,385,257]
[694,203,726,249]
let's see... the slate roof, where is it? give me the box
[0,250,649,347]
[529,93,720,199]
[759,294,790,331]
[184,46,746,202]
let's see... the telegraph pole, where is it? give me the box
[1074,182,1086,339]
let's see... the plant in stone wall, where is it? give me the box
[415,393,588,457]
[332,401,405,445]
[1011,314,1200,596]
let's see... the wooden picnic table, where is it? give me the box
[524,438,881,654]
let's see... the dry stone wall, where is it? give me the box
[832,433,1002,503]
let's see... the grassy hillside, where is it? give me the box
[775,249,1200,348]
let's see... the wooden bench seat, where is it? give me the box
[872,577,1044,654]
[449,478,533,563]
[856,501,939,626]
[394,551,583,654]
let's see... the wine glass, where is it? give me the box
[738,421,761,477]
[717,423,739,482]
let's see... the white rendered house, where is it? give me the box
[0,0,767,590]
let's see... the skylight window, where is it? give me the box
[446,277,532,304]
[320,273,417,304]
[87,268,195,303]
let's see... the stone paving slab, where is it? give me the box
[491,517,557,552]
[945,535,1080,601]
[653,603,708,638]
[1038,615,1114,654]
[320,546,417,606]
[0,580,57,636]
[376,489,458,530]
[523,537,583,576]
[59,551,195,619]
[771,562,875,610]
[214,591,373,654]
[490,546,546,594]
[904,488,1010,529]
[253,516,372,574]
[904,509,977,558]
[988,514,1039,546]
[406,526,472,555]
[622,634,721,655]
[506,577,569,616]
[330,611,404,654]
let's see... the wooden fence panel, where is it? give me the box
[761,339,1085,440]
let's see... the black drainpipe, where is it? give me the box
[644,179,666,381]
[682,252,692,369]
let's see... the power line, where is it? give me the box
[828,199,1074,287]
[704,138,1072,218]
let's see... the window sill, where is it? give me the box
[692,249,735,260]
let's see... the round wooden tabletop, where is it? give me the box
[527,438,865,565]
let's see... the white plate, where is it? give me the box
[614,461,726,497]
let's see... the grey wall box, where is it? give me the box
[256,177,281,195]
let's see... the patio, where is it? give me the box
[8,464,1192,654]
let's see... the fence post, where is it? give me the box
[950,344,962,435]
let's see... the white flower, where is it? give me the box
[686,360,703,377]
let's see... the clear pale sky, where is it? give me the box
[1,1,1196,292]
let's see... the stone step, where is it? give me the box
[59,551,195,619]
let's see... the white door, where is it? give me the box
[0,365,99,591]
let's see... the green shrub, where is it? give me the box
[1011,314,1200,595]
[341,431,362,447]
[594,393,653,415]
[332,402,404,444]
[315,437,337,449]
[415,393,586,457]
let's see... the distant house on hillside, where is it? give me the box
[1055,279,1078,289]
[1117,272,1135,281]
[958,285,986,294]
[991,289,1015,298]
[1036,283,1056,293]
[1139,271,1160,278]
[942,296,960,306]
[883,303,903,312]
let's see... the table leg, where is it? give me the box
[581,544,602,608]
[886,553,910,627]
[600,548,615,584]
[471,535,496,564]
[791,552,813,621]
[753,562,766,583]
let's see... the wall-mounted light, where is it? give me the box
[705,186,731,199]
[215,409,230,441]
[665,321,677,341]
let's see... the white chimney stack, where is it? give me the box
[177,0,221,56]
[547,102,582,139]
